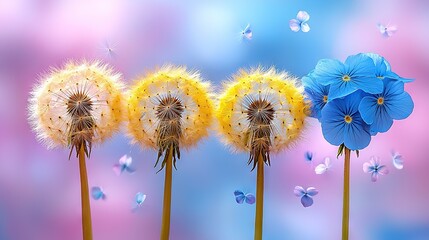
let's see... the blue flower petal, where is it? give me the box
[312,59,345,86]
[370,106,394,133]
[343,117,371,150]
[301,195,314,207]
[359,96,378,124]
[321,99,346,146]
[327,81,360,100]
[385,91,414,120]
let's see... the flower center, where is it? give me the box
[342,75,351,82]
[245,97,275,170]
[323,95,328,103]
[154,94,185,170]
[66,91,95,159]
[344,115,352,123]
[377,97,384,105]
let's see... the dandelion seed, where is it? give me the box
[241,24,253,40]
[99,40,118,59]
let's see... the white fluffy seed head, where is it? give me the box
[28,60,125,151]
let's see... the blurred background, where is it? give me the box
[1,0,428,239]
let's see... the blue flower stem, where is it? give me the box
[160,146,174,240]
[342,147,351,240]
[78,144,93,240]
[254,153,264,240]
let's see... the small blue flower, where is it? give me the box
[302,74,330,120]
[312,53,383,100]
[289,11,310,32]
[321,92,371,150]
[358,79,414,133]
[364,53,413,83]
[363,156,389,182]
[294,186,318,207]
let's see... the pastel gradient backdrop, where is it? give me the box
[1,0,428,239]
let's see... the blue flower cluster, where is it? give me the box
[303,53,414,150]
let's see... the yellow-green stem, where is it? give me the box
[78,144,93,240]
[342,148,351,240]
[254,154,264,240]
[160,147,174,240]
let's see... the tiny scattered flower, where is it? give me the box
[315,157,332,174]
[294,186,318,207]
[91,186,106,200]
[132,192,147,212]
[377,23,397,38]
[305,151,313,163]
[363,156,389,182]
[113,154,136,176]
[289,11,310,32]
[234,190,255,205]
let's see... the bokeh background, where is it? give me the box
[1,0,428,239]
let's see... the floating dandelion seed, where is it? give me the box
[216,67,309,239]
[99,40,118,59]
[28,60,125,240]
[126,65,214,239]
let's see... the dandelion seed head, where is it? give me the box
[126,65,215,153]
[216,67,309,164]
[28,60,125,156]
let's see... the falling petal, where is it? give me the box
[112,164,122,176]
[119,155,132,166]
[363,162,372,173]
[315,164,328,174]
[296,11,310,22]
[245,194,256,204]
[371,172,379,182]
[91,186,106,200]
[136,192,146,205]
[234,190,246,204]
[294,186,306,197]
[306,187,318,196]
[289,19,301,32]
[377,165,389,175]
[301,195,314,207]
[392,152,404,170]
[301,22,310,32]
[305,151,313,163]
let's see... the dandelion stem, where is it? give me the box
[78,143,93,240]
[342,147,351,240]
[160,146,174,240]
[254,153,264,240]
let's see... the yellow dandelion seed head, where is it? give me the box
[126,64,215,150]
[28,60,126,150]
[215,66,310,154]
